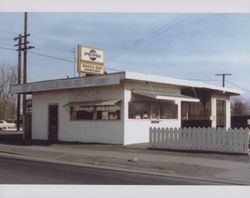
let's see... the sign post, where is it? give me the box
[77,45,104,75]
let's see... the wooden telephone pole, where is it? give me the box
[13,12,34,138]
[215,73,232,87]
[13,35,22,131]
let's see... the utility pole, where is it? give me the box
[215,73,232,87]
[13,34,22,131]
[14,12,34,139]
[71,48,76,77]
[22,12,34,140]
[23,12,28,139]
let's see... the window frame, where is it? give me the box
[69,102,121,121]
[128,100,178,121]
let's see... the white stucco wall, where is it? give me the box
[32,85,125,144]
[123,80,181,145]
[32,80,182,145]
[32,95,49,140]
[124,119,180,144]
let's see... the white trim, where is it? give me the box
[125,71,242,95]
[10,72,124,94]
[156,95,199,102]
[132,89,200,102]
[211,97,217,128]
[64,99,121,107]
[11,71,241,96]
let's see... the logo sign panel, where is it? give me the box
[78,45,104,75]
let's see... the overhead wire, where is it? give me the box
[0,45,123,72]
[107,14,187,60]
[1,14,194,73]
[106,14,193,61]
[0,46,16,51]
[1,45,249,88]
[28,51,74,63]
[226,80,250,93]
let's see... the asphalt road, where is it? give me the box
[0,157,232,185]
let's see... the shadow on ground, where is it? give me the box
[0,132,24,145]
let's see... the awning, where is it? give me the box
[132,90,200,103]
[64,99,121,107]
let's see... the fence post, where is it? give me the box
[149,127,152,147]
[207,128,212,150]
[243,128,249,154]
[238,128,243,153]
[196,127,201,150]
[222,128,227,152]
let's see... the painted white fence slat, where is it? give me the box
[238,129,243,153]
[149,127,249,154]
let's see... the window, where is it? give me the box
[129,101,178,120]
[129,102,150,119]
[71,106,94,120]
[181,101,211,120]
[160,102,178,119]
[70,103,120,121]
[96,105,120,120]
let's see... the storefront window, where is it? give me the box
[129,101,177,120]
[160,102,178,119]
[70,104,120,121]
[129,102,150,119]
[96,106,120,120]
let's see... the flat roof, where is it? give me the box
[125,72,241,95]
[10,71,241,96]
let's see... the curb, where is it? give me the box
[0,152,248,185]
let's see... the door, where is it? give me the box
[48,105,58,141]
[216,100,226,128]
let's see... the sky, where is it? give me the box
[0,13,250,100]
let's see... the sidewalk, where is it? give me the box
[0,142,250,184]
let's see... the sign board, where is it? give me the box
[77,45,104,75]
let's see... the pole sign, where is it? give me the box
[77,45,104,75]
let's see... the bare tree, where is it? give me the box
[0,64,17,121]
[231,97,250,116]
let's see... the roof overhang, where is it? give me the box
[10,72,125,94]
[10,71,242,96]
[125,72,242,96]
[132,90,200,102]
[64,99,121,107]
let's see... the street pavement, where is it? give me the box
[0,157,229,184]
[0,141,250,185]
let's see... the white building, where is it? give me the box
[11,71,241,145]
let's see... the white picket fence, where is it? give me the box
[149,127,249,154]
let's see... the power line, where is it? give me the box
[1,15,194,73]
[0,45,78,64]
[0,45,74,63]
[29,51,123,72]
[226,80,250,93]
[0,44,217,76]
[107,14,193,61]
[0,35,77,55]
[0,46,16,51]
[0,44,123,72]
[107,14,187,60]
[29,51,74,63]
[186,79,219,82]
[0,36,13,41]
[105,67,124,72]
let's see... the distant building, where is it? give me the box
[11,71,241,145]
